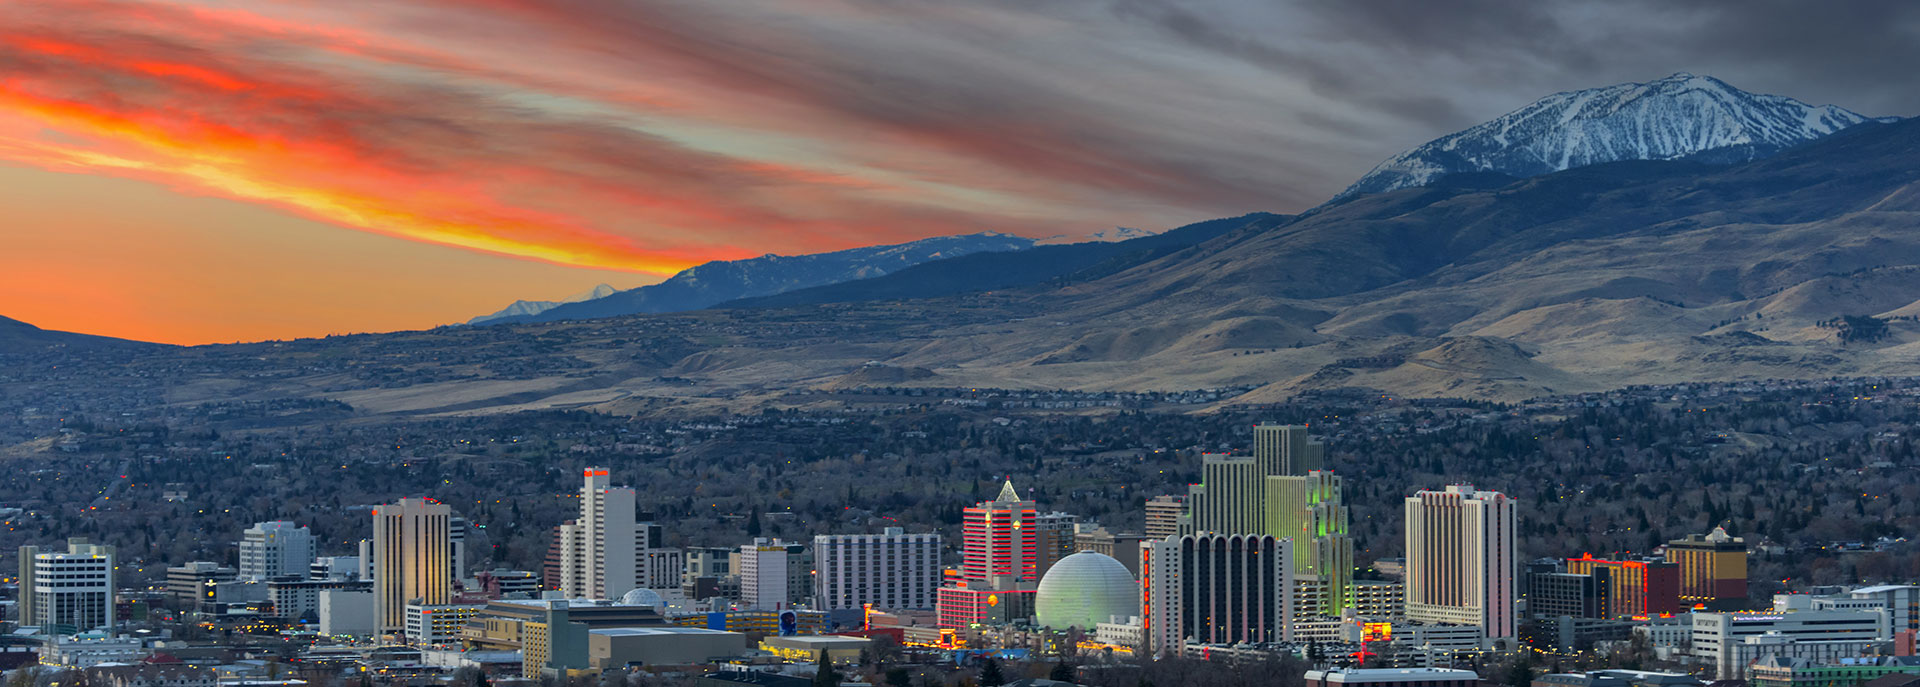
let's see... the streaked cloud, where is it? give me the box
[0,0,1912,343]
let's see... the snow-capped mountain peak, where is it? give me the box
[1333,72,1895,201]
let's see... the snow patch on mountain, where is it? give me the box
[1335,73,1896,202]
[467,284,621,325]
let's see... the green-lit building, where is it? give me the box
[1750,656,1920,687]
[1184,424,1354,618]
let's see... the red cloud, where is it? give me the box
[0,0,1244,286]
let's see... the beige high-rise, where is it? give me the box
[559,467,638,599]
[373,497,451,634]
[1404,485,1516,639]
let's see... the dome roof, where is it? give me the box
[620,588,664,609]
[1035,551,1138,630]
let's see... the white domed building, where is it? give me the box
[620,588,665,611]
[1034,551,1139,629]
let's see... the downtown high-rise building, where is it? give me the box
[814,527,942,611]
[556,468,678,600]
[936,480,1049,629]
[240,521,315,580]
[1143,495,1186,540]
[1268,470,1354,617]
[18,538,116,635]
[1665,527,1748,610]
[1404,485,1516,639]
[635,522,683,591]
[739,538,796,611]
[1142,533,1294,654]
[558,468,637,599]
[962,480,1044,583]
[1183,424,1353,618]
[1566,555,1680,617]
[372,497,452,634]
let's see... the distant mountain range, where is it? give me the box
[25,73,1920,413]
[467,284,618,325]
[470,232,1035,326]
[1333,72,1895,202]
[718,213,1286,310]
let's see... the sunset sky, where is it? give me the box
[2,1,1914,345]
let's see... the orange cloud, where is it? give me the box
[0,0,1298,342]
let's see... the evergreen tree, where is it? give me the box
[979,657,1006,687]
[885,668,912,687]
[1505,654,1536,687]
[1050,662,1075,682]
[747,510,763,538]
[813,650,839,687]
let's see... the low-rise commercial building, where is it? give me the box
[462,598,669,652]
[758,635,872,663]
[1692,600,1891,679]
[166,562,237,613]
[1305,667,1481,687]
[267,577,370,621]
[404,603,484,646]
[318,590,378,638]
[1750,656,1920,687]
[587,627,747,669]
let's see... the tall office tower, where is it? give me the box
[1253,423,1325,476]
[240,521,315,580]
[449,517,469,585]
[1188,424,1326,533]
[815,528,942,611]
[1141,534,1294,655]
[20,538,116,634]
[373,497,452,634]
[783,542,815,607]
[1144,495,1186,540]
[1076,528,1151,577]
[937,480,1047,628]
[1268,471,1355,617]
[739,538,794,610]
[1187,454,1261,534]
[1666,527,1748,610]
[357,539,375,580]
[16,545,35,628]
[1034,511,1080,578]
[558,467,638,599]
[543,524,567,591]
[1404,485,1516,639]
[1183,424,1353,618]
[961,480,1042,583]
[633,522,683,590]
[1566,555,1680,617]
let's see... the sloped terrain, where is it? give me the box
[17,110,1920,416]
[0,315,161,354]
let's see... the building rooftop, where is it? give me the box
[1850,585,1918,595]
[589,627,735,637]
[760,635,872,648]
[1305,667,1481,683]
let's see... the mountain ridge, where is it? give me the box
[1333,72,1895,202]
[716,213,1290,311]
[476,232,1036,326]
[0,315,163,353]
